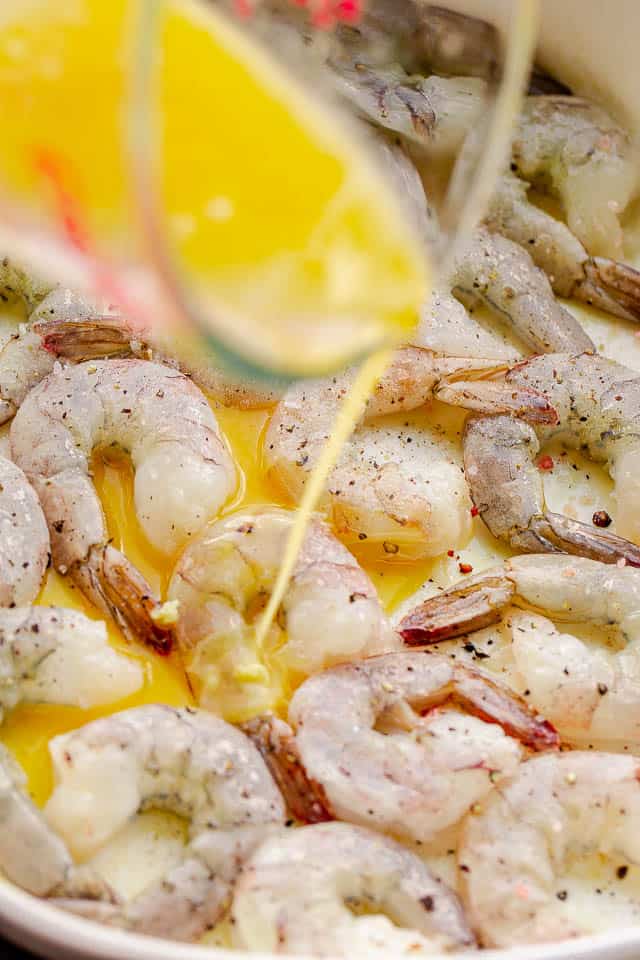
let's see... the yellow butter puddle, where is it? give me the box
[0,400,439,806]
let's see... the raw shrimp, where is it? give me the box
[436,352,640,562]
[10,359,236,650]
[231,821,475,957]
[332,61,487,156]
[0,293,115,426]
[447,226,595,355]
[263,0,487,155]
[0,606,143,714]
[486,173,640,322]
[376,137,594,358]
[37,314,283,410]
[168,507,397,716]
[0,744,114,900]
[510,96,638,259]
[0,256,138,425]
[275,651,557,845]
[0,254,279,419]
[45,705,286,941]
[0,456,50,606]
[400,554,640,747]
[264,350,475,560]
[459,752,640,946]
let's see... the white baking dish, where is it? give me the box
[2,1,640,958]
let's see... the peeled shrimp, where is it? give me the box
[332,61,487,156]
[400,554,640,748]
[279,651,557,846]
[0,455,49,606]
[0,607,143,714]
[10,359,236,649]
[231,821,475,957]
[436,352,640,562]
[264,351,474,560]
[377,137,594,358]
[168,507,397,716]
[486,173,640,323]
[0,254,279,420]
[45,705,286,941]
[262,0,487,156]
[0,744,113,900]
[447,226,594,355]
[0,281,130,423]
[37,313,283,410]
[511,96,638,259]
[459,751,640,946]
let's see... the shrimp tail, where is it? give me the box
[53,866,120,904]
[72,544,174,653]
[34,317,150,362]
[452,666,560,751]
[523,512,640,567]
[574,258,640,323]
[435,370,559,425]
[399,573,514,644]
[243,716,333,824]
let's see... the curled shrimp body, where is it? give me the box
[264,351,475,560]
[459,752,640,946]
[45,705,286,941]
[448,227,595,355]
[0,456,49,606]
[231,821,475,957]
[400,554,640,748]
[0,607,143,713]
[436,352,640,563]
[377,137,594,358]
[0,744,113,900]
[486,173,640,323]
[10,359,236,649]
[168,507,397,717]
[333,60,486,156]
[264,0,488,156]
[276,652,557,846]
[511,96,638,259]
[0,256,134,425]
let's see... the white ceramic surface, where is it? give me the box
[2,1,640,958]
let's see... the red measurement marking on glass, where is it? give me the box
[32,147,149,330]
[233,0,362,25]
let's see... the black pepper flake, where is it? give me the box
[556,890,568,901]
[463,641,489,660]
[592,510,612,528]
[617,865,629,880]
[421,896,435,912]
[597,682,609,696]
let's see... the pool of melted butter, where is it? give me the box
[1,236,640,928]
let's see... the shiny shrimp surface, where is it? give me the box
[11,359,236,650]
